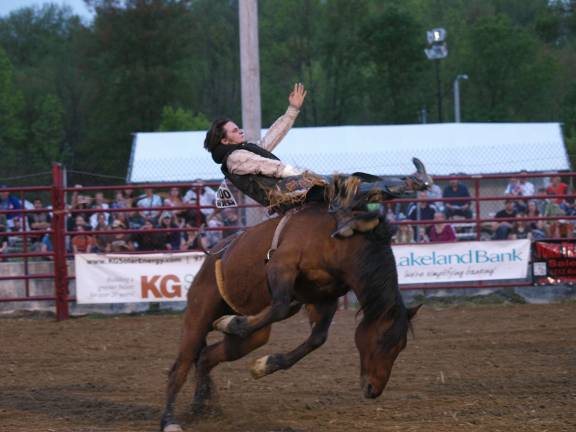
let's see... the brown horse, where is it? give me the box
[160,204,420,432]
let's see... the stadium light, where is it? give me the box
[425,27,448,123]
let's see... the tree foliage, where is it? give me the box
[0,0,574,180]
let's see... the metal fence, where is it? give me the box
[1,164,575,319]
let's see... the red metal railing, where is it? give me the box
[1,165,574,318]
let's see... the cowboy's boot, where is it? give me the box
[382,158,433,196]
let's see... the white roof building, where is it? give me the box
[127,122,569,183]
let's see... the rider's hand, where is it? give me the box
[289,83,307,110]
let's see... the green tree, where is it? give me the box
[0,47,24,175]
[29,94,67,171]
[157,106,209,131]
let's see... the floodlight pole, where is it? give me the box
[239,0,261,143]
[453,74,468,123]
[435,60,443,123]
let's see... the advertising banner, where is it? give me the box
[532,240,576,284]
[75,252,205,304]
[392,239,531,285]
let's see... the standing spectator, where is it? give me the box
[428,212,457,242]
[183,183,217,222]
[443,178,472,219]
[0,185,23,229]
[493,200,517,240]
[137,188,163,223]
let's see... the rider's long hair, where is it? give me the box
[204,117,232,153]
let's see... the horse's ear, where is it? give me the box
[407,304,423,321]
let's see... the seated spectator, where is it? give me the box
[164,187,186,219]
[525,200,541,230]
[546,175,568,205]
[137,188,163,223]
[181,223,209,251]
[0,185,23,229]
[510,213,532,240]
[71,219,95,254]
[518,170,535,197]
[158,213,181,251]
[107,219,134,252]
[428,211,457,242]
[493,199,517,240]
[407,191,437,221]
[205,211,224,248]
[5,216,25,255]
[127,208,145,230]
[93,215,112,252]
[542,194,572,238]
[89,204,110,229]
[183,183,217,223]
[504,177,527,213]
[110,191,129,209]
[427,183,445,213]
[221,207,242,239]
[132,219,165,251]
[393,223,415,244]
[28,198,51,251]
[443,178,473,219]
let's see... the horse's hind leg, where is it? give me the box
[251,300,338,379]
[161,292,226,432]
[214,261,299,337]
[193,326,272,413]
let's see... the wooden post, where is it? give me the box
[239,0,262,144]
[239,0,265,225]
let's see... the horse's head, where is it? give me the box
[354,304,421,399]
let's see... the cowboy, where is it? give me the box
[204,83,431,214]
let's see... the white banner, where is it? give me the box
[392,239,531,285]
[75,252,205,304]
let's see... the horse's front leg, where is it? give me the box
[250,300,338,379]
[213,262,299,337]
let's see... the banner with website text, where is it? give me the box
[392,239,531,285]
[75,252,205,304]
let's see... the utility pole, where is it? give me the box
[239,0,261,143]
[239,0,263,225]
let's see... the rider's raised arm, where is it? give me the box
[260,83,307,152]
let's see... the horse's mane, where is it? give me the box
[355,218,410,348]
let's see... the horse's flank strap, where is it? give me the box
[215,258,241,313]
[266,209,297,262]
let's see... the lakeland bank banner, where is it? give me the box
[392,239,531,285]
[75,252,205,304]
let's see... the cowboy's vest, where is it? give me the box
[211,142,279,207]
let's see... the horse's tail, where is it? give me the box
[198,224,244,256]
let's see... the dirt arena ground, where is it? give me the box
[1,303,575,432]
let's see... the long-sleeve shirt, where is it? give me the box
[225,106,305,178]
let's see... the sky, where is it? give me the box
[0,0,93,18]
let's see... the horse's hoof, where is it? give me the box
[213,315,249,337]
[163,424,183,432]
[251,355,272,379]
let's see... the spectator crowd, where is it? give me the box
[0,173,575,258]
[0,183,243,258]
